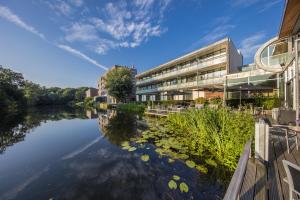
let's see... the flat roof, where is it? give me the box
[279,0,300,38]
[136,38,229,78]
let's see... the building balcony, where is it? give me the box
[136,53,227,86]
[136,76,225,94]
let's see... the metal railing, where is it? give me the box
[137,53,227,85]
[223,140,252,200]
[136,76,225,94]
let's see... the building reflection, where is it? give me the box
[85,109,98,119]
[97,110,117,135]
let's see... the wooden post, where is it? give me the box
[255,120,269,162]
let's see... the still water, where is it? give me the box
[0,107,224,200]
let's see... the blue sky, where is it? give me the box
[0,0,284,88]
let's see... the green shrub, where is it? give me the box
[210,97,222,105]
[262,97,281,110]
[195,97,206,104]
[117,103,145,115]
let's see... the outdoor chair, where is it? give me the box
[262,118,298,154]
[283,160,300,200]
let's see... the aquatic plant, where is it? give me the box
[164,107,254,171]
[140,154,150,162]
[168,180,177,190]
[179,182,189,193]
[132,107,254,175]
[173,175,180,181]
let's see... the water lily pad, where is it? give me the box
[179,182,189,193]
[173,175,180,181]
[168,180,177,190]
[128,147,137,152]
[185,160,196,168]
[196,165,208,174]
[205,158,217,167]
[121,141,130,147]
[122,146,130,150]
[141,154,149,162]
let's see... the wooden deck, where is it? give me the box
[238,131,300,200]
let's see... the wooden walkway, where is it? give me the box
[238,131,300,200]
[144,109,184,117]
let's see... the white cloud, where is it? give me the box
[49,0,73,16]
[190,16,235,49]
[61,0,171,54]
[258,0,282,13]
[0,5,45,39]
[231,0,260,7]
[69,0,84,7]
[239,32,266,58]
[202,24,235,43]
[63,23,98,42]
[0,4,107,70]
[57,44,108,70]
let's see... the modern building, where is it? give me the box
[85,87,98,98]
[135,38,243,102]
[98,65,137,104]
[225,63,280,100]
[254,0,300,119]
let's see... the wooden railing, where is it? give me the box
[223,140,252,200]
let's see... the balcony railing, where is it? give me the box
[136,53,227,85]
[136,76,225,94]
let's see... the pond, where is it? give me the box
[0,107,225,200]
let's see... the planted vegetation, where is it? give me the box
[129,108,254,173]
[117,103,145,115]
[119,107,254,190]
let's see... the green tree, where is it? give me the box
[23,81,45,106]
[0,66,26,112]
[106,68,133,103]
[75,87,88,102]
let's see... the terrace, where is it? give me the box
[224,120,300,200]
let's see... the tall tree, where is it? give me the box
[106,68,134,103]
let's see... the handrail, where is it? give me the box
[223,140,252,200]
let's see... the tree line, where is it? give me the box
[0,66,88,113]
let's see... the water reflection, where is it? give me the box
[0,108,224,200]
[98,110,145,145]
[0,106,87,154]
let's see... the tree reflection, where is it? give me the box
[98,111,144,146]
[0,106,87,154]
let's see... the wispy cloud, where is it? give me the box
[57,44,108,70]
[0,4,107,70]
[63,23,98,42]
[69,0,84,7]
[231,0,260,7]
[0,5,45,39]
[61,0,171,54]
[202,24,235,43]
[258,0,282,13]
[239,32,266,58]
[189,16,235,50]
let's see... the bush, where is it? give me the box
[262,97,281,110]
[84,97,94,107]
[210,97,222,105]
[117,103,145,115]
[195,97,206,104]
